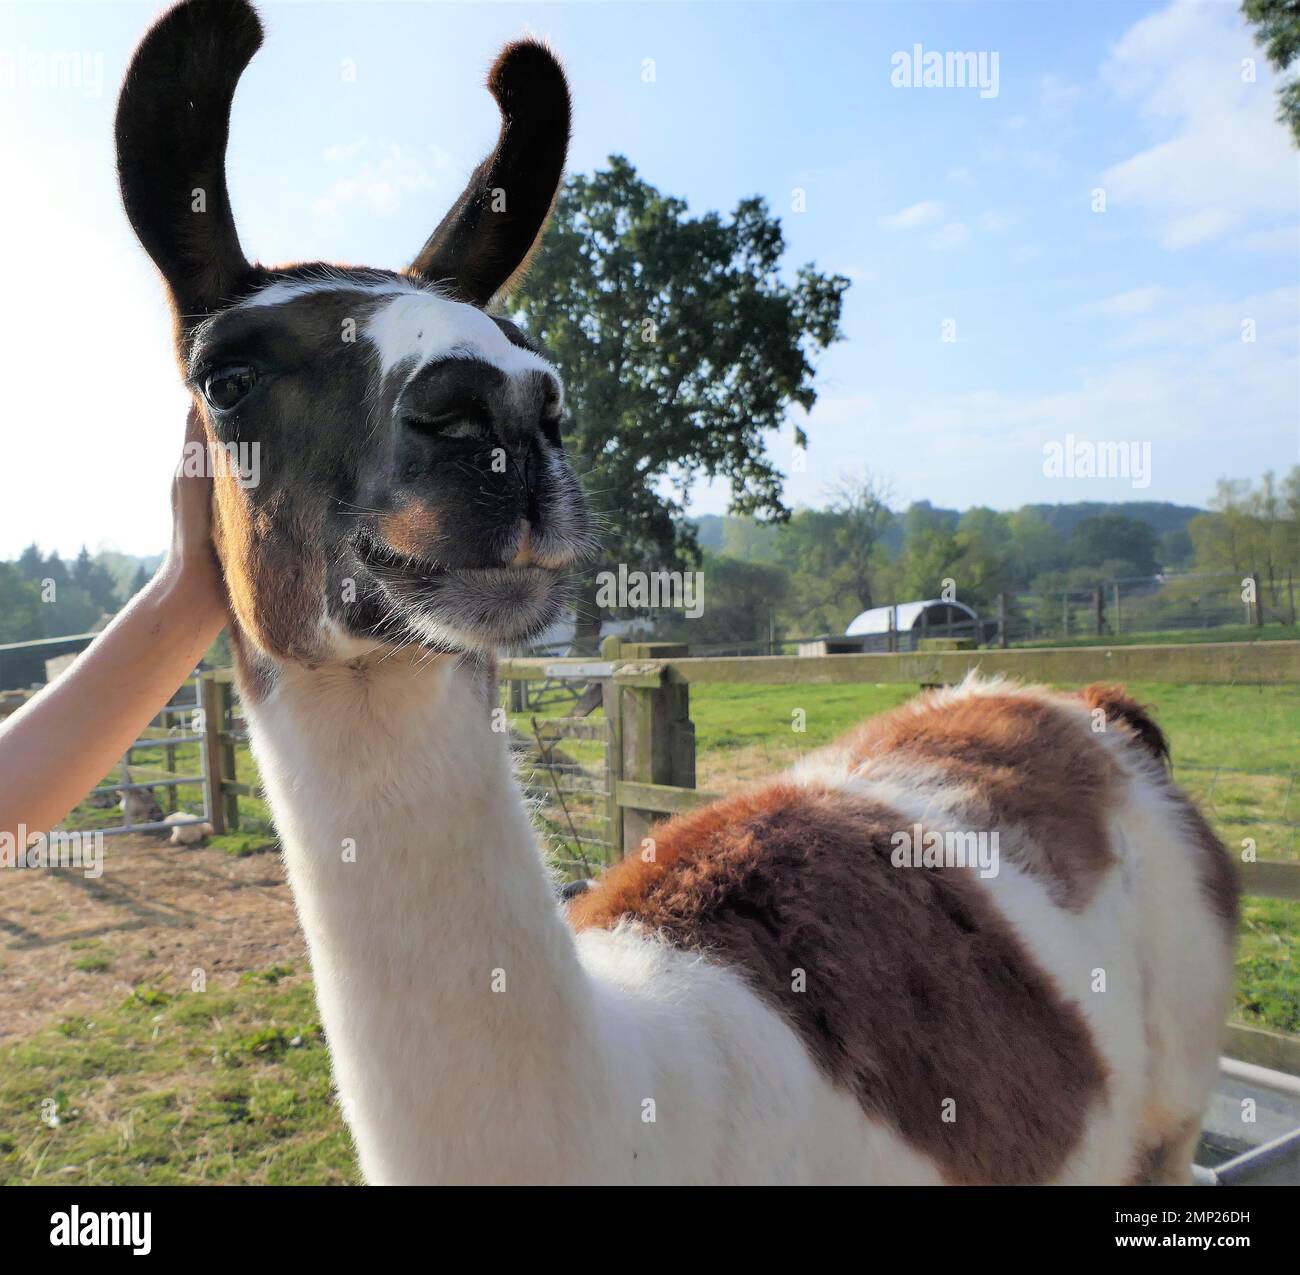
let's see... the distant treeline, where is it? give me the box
[0,546,161,644]
[4,471,1297,652]
[656,471,1300,645]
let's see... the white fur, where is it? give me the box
[244,653,941,1184]
[237,274,561,395]
[240,272,420,310]
[364,289,561,387]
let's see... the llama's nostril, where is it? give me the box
[522,444,545,523]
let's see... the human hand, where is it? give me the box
[158,403,227,624]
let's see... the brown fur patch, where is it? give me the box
[378,501,443,560]
[1171,788,1241,932]
[1128,1117,1201,1185]
[571,781,1109,1184]
[833,690,1120,909]
[210,464,327,665]
[1078,683,1170,764]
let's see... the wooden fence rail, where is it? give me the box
[500,639,1300,888]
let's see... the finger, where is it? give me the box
[184,400,206,445]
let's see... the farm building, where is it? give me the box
[847,599,982,646]
[798,599,984,655]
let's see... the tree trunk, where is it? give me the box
[572,571,606,653]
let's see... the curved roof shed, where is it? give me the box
[845,599,979,636]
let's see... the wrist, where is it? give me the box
[152,554,228,633]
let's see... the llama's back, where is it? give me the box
[569,676,1237,1184]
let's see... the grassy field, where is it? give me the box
[0,969,357,1185]
[1015,623,1300,648]
[7,664,1295,1185]
[688,681,1298,859]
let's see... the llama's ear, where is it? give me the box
[115,0,263,326]
[406,40,571,305]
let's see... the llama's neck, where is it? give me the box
[239,650,609,1183]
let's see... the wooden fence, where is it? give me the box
[496,638,1300,1075]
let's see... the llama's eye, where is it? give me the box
[203,366,256,411]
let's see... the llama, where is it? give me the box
[114,0,1238,1184]
[117,762,162,827]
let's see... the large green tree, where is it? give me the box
[1243,0,1300,144]
[826,472,894,611]
[1069,515,1159,578]
[514,156,848,643]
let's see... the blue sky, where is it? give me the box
[2,0,1297,558]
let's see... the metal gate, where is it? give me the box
[73,675,211,838]
[513,661,617,876]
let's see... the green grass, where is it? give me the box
[1014,623,1300,649]
[1236,898,1300,1035]
[690,680,1299,853]
[0,970,356,1185]
[72,953,112,974]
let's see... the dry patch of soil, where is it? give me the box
[0,835,301,1042]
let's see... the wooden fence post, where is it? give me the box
[618,654,694,857]
[997,593,1008,649]
[1113,583,1122,635]
[600,635,624,861]
[164,733,178,813]
[1249,572,1263,627]
[218,681,240,831]
[200,676,227,836]
[1094,587,1105,636]
[200,677,240,834]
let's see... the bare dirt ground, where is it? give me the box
[0,835,302,1043]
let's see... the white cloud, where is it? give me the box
[1038,73,1081,112]
[1103,286,1296,352]
[1100,0,1298,249]
[1236,224,1300,255]
[928,221,970,251]
[796,394,877,429]
[313,140,454,219]
[783,278,1297,511]
[1159,207,1234,250]
[879,200,945,230]
[322,138,369,164]
[872,334,1296,505]
[1073,286,1168,319]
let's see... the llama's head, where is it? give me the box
[116,0,589,669]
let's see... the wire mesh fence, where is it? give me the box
[515,712,616,876]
